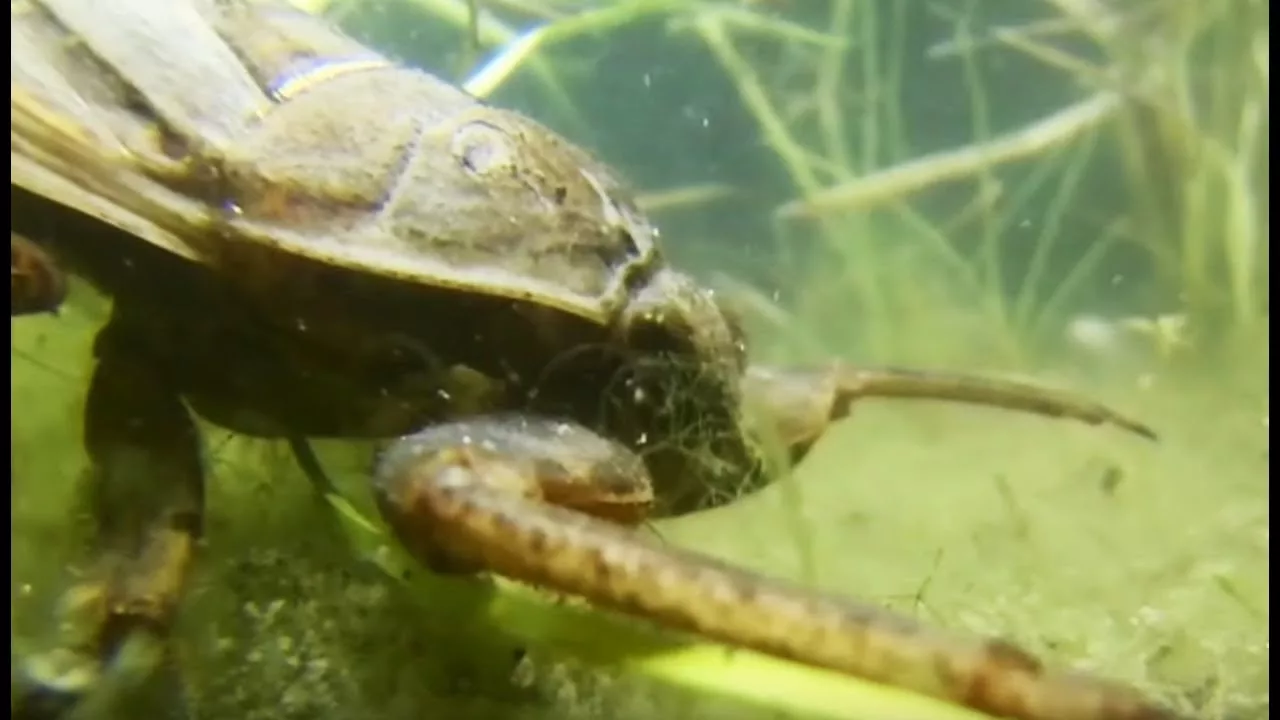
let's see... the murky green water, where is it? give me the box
[12,1,1267,719]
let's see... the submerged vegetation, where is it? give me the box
[12,1,1267,719]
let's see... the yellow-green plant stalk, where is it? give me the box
[325,493,1000,720]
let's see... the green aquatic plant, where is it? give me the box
[766,0,1268,361]
[1098,0,1268,348]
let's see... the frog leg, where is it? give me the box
[15,316,203,719]
[372,415,1179,720]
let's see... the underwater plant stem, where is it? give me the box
[952,12,1010,338]
[295,0,586,128]
[815,0,853,172]
[325,494,999,720]
[694,17,822,197]
[1010,135,1098,339]
[460,0,689,98]
[853,0,881,175]
[707,5,848,49]
[776,92,1124,219]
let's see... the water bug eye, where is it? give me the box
[452,121,514,175]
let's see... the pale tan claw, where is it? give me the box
[743,364,1157,464]
[374,416,1183,720]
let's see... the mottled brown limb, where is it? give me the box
[11,232,68,316]
[374,415,1182,720]
[744,364,1157,465]
[15,317,203,719]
